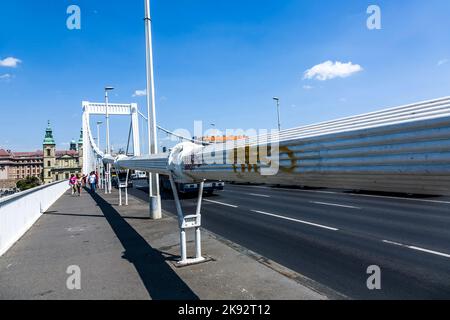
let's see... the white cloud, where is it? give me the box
[304,60,363,81]
[132,89,147,97]
[437,59,448,66]
[0,57,22,68]
[302,85,314,90]
[0,74,11,80]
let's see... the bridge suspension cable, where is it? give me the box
[83,96,450,266]
[157,125,210,145]
[138,109,210,145]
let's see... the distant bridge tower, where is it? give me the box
[81,101,141,175]
[78,129,83,171]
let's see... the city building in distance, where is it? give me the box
[0,122,83,189]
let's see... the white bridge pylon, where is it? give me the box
[82,101,141,175]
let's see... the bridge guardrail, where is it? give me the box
[0,181,69,256]
[103,96,450,196]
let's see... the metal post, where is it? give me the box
[169,175,184,226]
[169,174,206,265]
[144,0,162,219]
[125,170,129,206]
[105,87,114,194]
[180,229,187,263]
[96,159,100,189]
[277,101,281,131]
[98,160,103,189]
[97,122,102,152]
[105,90,110,194]
[105,91,110,155]
[97,121,103,189]
[104,163,111,194]
[108,164,112,194]
[195,181,205,259]
[169,174,187,264]
[104,165,108,194]
[273,97,281,132]
[119,185,122,206]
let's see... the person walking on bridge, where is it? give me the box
[75,174,82,196]
[89,172,97,193]
[69,174,77,195]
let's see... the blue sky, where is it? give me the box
[1,0,450,152]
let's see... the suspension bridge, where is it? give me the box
[1,0,450,300]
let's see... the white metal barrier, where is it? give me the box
[0,181,69,257]
[107,97,450,196]
[91,96,450,265]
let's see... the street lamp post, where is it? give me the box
[96,121,103,151]
[105,87,114,194]
[144,0,162,219]
[273,97,281,131]
[97,121,103,188]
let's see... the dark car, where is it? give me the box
[112,175,133,188]
[159,175,224,195]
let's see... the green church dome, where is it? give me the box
[43,120,56,145]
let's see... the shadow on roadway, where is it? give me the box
[89,191,199,300]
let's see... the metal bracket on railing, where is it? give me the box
[118,169,130,206]
[169,174,206,266]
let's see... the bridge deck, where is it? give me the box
[0,188,326,300]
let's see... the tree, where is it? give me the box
[16,176,41,191]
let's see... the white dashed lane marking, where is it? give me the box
[251,210,339,231]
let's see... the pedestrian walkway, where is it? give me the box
[0,188,328,300]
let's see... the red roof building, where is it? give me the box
[0,122,84,189]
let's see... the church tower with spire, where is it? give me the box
[43,121,56,184]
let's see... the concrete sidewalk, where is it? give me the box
[0,188,329,300]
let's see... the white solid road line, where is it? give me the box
[311,201,361,209]
[382,240,450,259]
[251,210,339,231]
[248,193,271,198]
[235,184,450,205]
[204,199,238,208]
[341,193,450,205]
[223,190,271,198]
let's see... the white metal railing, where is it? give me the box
[88,96,450,265]
[104,96,450,196]
[0,181,69,256]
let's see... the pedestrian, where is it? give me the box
[76,174,82,196]
[95,171,99,188]
[69,174,77,195]
[89,171,97,193]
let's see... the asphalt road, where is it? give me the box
[130,180,450,299]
